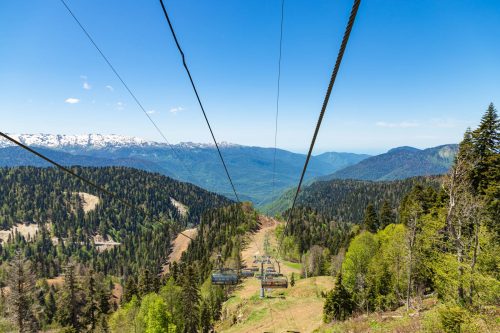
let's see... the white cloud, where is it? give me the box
[146,110,156,114]
[80,75,88,80]
[375,121,419,128]
[429,118,462,128]
[105,85,114,92]
[116,101,125,110]
[170,106,185,114]
[65,98,80,104]
[83,82,91,90]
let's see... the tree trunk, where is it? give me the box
[468,219,480,305]
[406,218,417,312]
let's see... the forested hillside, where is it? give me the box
[265,176,441,222]
[322,144,457,181]
[0,166,230,278]
[0,138,369,204]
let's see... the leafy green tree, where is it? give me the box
[363,203,379,233]
[137,294,176,333]
[342,231,378,312]
[159,277,182,326]
[108,296,140,333]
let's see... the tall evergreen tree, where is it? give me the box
[379,200,395,229]
[323,273,355,322]
[363,203,379,233]
[199,301,212,333]
[6,252,38,333]
[471,103,499,191]
[84,270,99,331]
[180,266,201,333]
[57,263,84,330]
[138,269,153,297]
[45,288,57,325]
[122,277,137,304]
[471,103,500,239]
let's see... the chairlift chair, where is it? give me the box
[261,275,288,289]
[211,254,239,286]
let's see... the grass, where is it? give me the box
[282,260,302,271]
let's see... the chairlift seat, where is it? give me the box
[211,270,239,285]
[261,276,288,289]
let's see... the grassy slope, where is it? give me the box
[218,276,335,333]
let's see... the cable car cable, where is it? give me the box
[277,0,361,254]
[0,132,195,241]
[271,0,285,200]
[59,0,200,187]
[158,0,240,203]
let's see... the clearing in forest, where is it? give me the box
[77,192,100,213]
[163,227,198,274]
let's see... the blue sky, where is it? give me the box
[1,0,499,154]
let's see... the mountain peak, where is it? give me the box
[387,146,420,154]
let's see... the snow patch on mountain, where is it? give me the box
[0,134,240,150]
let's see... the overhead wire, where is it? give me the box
[158,0,241,203]
[277,0,361,254]
[271,0,286,200]
[58,0,201,188]
[0,132,195,241]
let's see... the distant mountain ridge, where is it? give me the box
[0,134,370,204]
[322,144,457,181]
[0,133,239,149]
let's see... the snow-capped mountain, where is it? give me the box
[0,134,239,150]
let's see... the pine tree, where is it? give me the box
[181,266,201,333]
[323,273,354,322]
[199,301,212,333]
[6,252,38,333]
[84,270,99,331]
[363,203,379,233]
[98,279,112,316]
[122,277,137,303]
[379,200,395,229]
[57,263,84,330]
[46,288,57,324]
[138,269,153,297]
[471,103,500,239]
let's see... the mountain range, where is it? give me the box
[321,144,458,181]
[0,134,457,204]
[0,134,369,203]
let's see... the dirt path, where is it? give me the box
[217,216,333,333]
[162,228,198,273]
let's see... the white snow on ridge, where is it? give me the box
[0,134,240,149]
